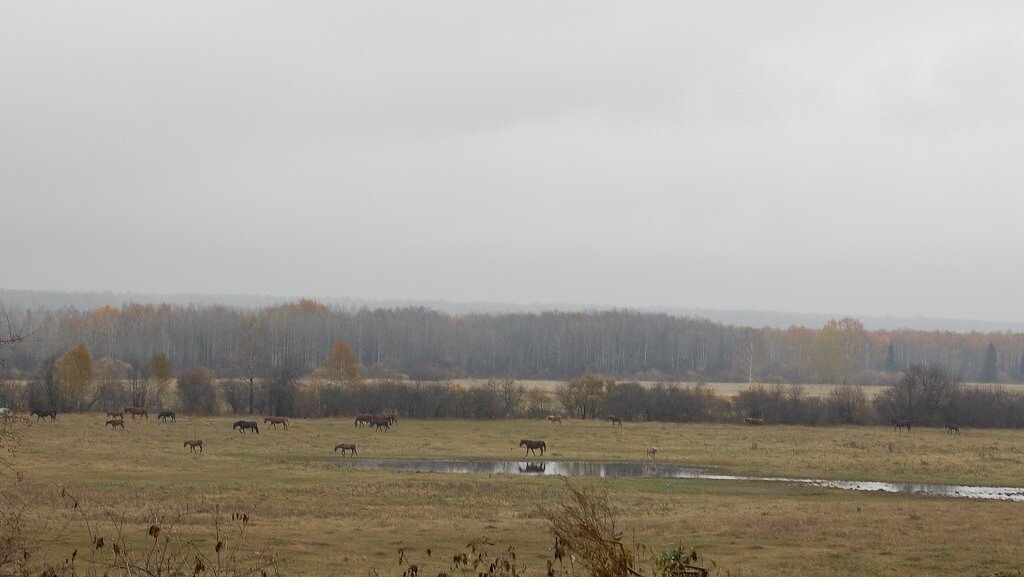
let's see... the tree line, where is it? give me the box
[2,333,1023,428]
[3,301,1024,385]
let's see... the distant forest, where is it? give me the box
[2,299,1024,385]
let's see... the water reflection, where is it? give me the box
[341,458,1024,502]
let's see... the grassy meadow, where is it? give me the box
[4,414,1024,576]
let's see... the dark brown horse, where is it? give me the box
[264,417,289,429]
[334,442,357,456]
[354,414,374,427]
[105,418,125,430]
[157,411,176,422]
[891,418,912,433]
[31,409,57,421]
[371,416,391,431]
[124,407,149,420]
[106,410,124,419]
[945,423,960,435]
[744,417,764,426]
[519,439,546,456]
[184,439,203,453]
[607,415,623,426]
[383,411,398,425]
[233,420,259,434]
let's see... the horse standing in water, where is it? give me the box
[519,439,546,456]
[124,407,149,420]
[891,418,912,433]
[105,418,125,430]
[233,420,259,434]
[607,415,623,426]
[334,442,357,456]
[264,417,289,430]
[184,439,203,453]
[158,411,176,422]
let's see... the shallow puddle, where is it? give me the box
[339,458,1024,502]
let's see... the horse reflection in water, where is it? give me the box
[517,462,547,474]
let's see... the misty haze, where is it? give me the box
[3,2,1024,576]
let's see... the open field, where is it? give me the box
[4,414,1024,575]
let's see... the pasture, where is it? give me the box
[3,414,1024,575]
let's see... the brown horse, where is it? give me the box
[519,439,546,456]
[354,414,374,427]
[31,409,57,421]
[233,420,259,434]
[546,414,563,424]
[946,423,960,435]
[124,407,148,420]
[184,439,203,453]
[744,417,764,426]
[106,410,124,419]
[105,418,125,430]
[646,446,659,460]
[891,418,912,433]
[264,417,289,430]
[384,411,399,425]
[371,416,391,431]
[334,442,357,456]
[607,415,623,426]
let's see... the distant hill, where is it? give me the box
[1,288,1022,333]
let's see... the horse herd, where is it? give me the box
[2,406,960,464]
[354,412,398,431]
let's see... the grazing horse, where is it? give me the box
[607,415,623,426]
[744,417,764,426]
[233,420,259,434]
[157,411,176,422]
[354,414,374,427]
[519,439,546,456]
[124,407,148,420]
[31,409,57,421]
[891,418,912,433]
[371,416,391,431]
[106,410,124,419]
[0,408,11,421]
[546,415,562,424]
[334,442,357,456]
[264,417,289,430]
[946,423,960,435]
[105,418,125,430]
[384,411,399,425]
[646,446,659,460]
[184,439,203,453]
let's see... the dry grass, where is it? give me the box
[3,414,1024,576]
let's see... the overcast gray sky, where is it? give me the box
[3,2,1023,321]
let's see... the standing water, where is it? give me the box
[339,458,1024,502]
